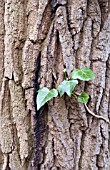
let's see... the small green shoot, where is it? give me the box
[36,67,109,123]
[37,67,95,110]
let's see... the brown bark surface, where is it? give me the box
[0,0,110,170]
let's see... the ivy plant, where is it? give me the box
[37,67,95,109]
[36,67,109,123]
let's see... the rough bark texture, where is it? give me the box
[0,0,110,170]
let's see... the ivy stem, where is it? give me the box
[74,92,109,124]
[84,103,109,123]
[63,69,67,80]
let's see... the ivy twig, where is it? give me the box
[84,103,109,124]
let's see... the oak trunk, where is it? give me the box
[0,0,110,170]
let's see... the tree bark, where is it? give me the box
[0,0,110,170]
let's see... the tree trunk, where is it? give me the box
[0,0,110,169]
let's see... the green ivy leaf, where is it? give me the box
[78,92,89,103]
[57,80,78,97]
[71,67,95,81]
[37,87,58,110]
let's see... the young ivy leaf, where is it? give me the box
[71,67,95,81]
[57,80,78,97]
[78,92,89,103]
[37,87,58,110]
